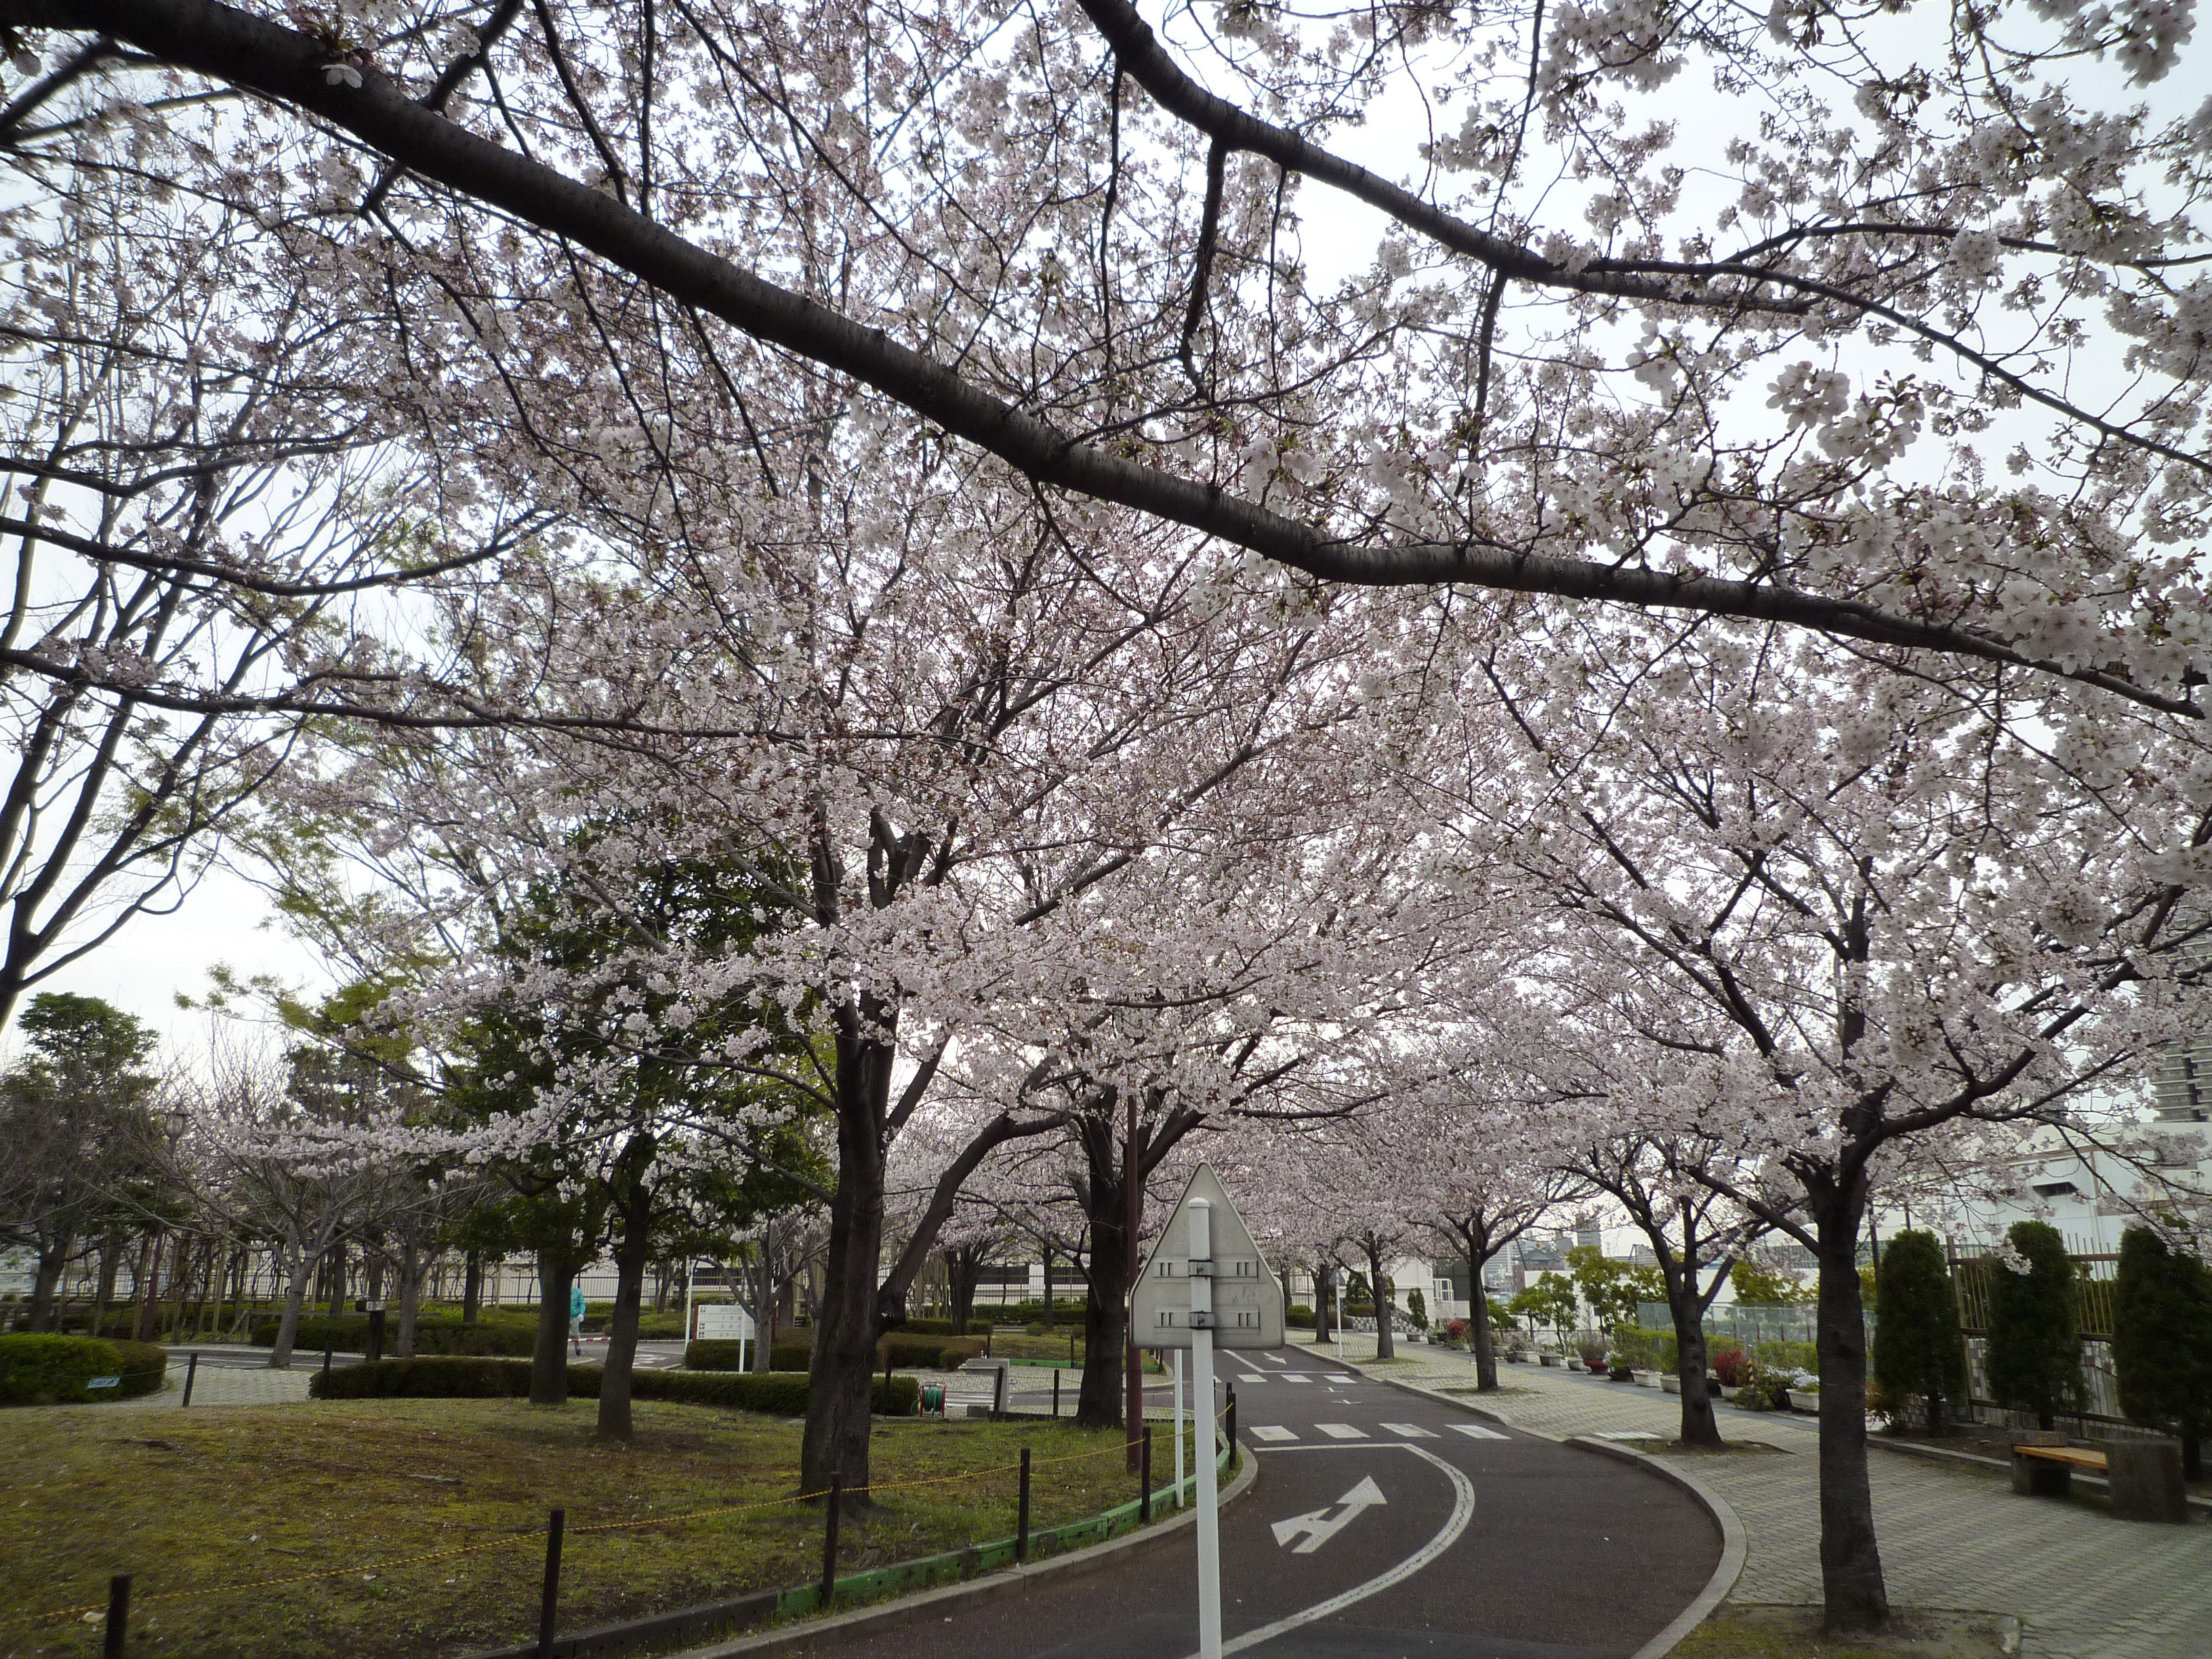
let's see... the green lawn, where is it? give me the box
[0,1398,1191,1658]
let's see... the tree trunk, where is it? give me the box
[1076,1222,1130,1428]
[531,1255,578,1406]
[396,1238,422,1357]
[1042,1246,1054,1327]
[1366,1242,1395,1359]
[1469,1284,1501,1390]
[268,1244,312,1368]
[134,1230,164,1343]
[462,1250,483,1324]
[1671,1302,1723,1448]
[29,1233,71,1332]
[801,1033,893,1500]
[94,1236,120,1336]
[1813,1190,1887,1630]
[597,1178,655,1442]
[324,1243,348,1325]
[1315,1262,1336,1344]
[751,1224,775,1373]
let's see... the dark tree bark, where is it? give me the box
[462,1250,483,1324]
[944,1242,987,1336]
[597,1146,656,1442]
[1809,1176,1887,1630]
[530,1255,579,1406]
[396,1237,422,1357]
[28,1231,71,1332]
[1362,1238,1395,1359]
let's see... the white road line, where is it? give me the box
[1187,1444,1477,1659]
[1248,1425,1298,1442]
[1448,1423,1509,1441]
[1281,1374,1310,1384]
[1261,1353,1290,1367]
[1315,1422,1366,1439]
[1322,1375,1354,1383]
[1379,1422,1435,1439]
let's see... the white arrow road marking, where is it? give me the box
[1187,1444,1477,1659]
[1449,1423,1509,1440]
[1315,1422,1366,1439]
[1261,1353,1289,1366]
[1270,1475,1386,1554]
[1249,1426,1298,1442]
[1380,1423,1435,1439]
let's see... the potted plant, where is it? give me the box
[1576,1334,1610,1374]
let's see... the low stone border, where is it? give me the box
[462,1437,1257,1659]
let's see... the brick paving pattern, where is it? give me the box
[1319,1334,2212,1659]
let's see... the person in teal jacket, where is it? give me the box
[569,1282,588,1356]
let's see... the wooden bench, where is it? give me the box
[2010,1433,2188,1522]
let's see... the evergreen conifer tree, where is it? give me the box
[1870,1231,1966,1435]
[1986,1221,2083,1431]
[2112,1226,2212,1479]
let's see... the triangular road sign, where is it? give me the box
[1131,1162,1286,1350]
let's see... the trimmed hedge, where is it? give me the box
[251,1312,539,1357]
[0,1334,169,1406]
[310,1357,920,1416]
[693,1334,983,1372]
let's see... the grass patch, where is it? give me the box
[0,1397,1195,1658]
[1674,1605,2015,1659]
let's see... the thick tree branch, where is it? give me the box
[3,0,2199,717]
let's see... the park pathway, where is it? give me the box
[1324,1334,2212,1659]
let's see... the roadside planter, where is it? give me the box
[1634,1369,1662,1389]
[1660,1373,1681,1395]
[1786,1387,1820,1412]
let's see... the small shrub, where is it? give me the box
[1749,1338,1819,1378]
[0,1335,168,1406]
[1405,1289,1428,1330]
[251,1311,538,1357]
[684,1340,752,1370]
[1608,1328,1676,1372]
[1441,1319,1471,1349]
[1986,1220,2083,1429]
[1572,1333,1608,1366]
[312,1357,920,1416]
[770,1340,813,1371]
[878,1335,983,1370]
[1711,1347,1748,1387]
[1286,1305,1315,1329]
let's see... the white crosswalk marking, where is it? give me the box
[1249,1425,1298,1442]
[1323,1375,1354,1383]
[1316,1422,1366,1439]
[1380,1422,1436,1439]
[1282,1374,1311,1384]
[1449,1423,1509,1440]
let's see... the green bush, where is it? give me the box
[895,1317,957,1336]
[2112,1226,2212,1475]
[988,1300,1086,1326]
[1986,1220,2083,1429]
[879,1335,984,1370]
[312,1357,920,1415]
[0,1335,169,1406]
[250,1311,539,1357]
[1607,1328,1678,1372]
[770,1339,813,1370]
[1750,1338,1819,1378]
[1871,1229,1966,1433]
[684,1340,752,1370]
[1286,1305,1315,1329]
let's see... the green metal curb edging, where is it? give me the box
[770,1436,1237,1616]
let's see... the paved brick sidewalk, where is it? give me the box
[1322,1335,2212,1659]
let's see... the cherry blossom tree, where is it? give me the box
[1428,610,2212,1627]
[1,0,2207,724]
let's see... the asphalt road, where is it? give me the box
[769,1345,1721,1659]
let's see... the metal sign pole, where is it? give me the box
[1189,1197,1222,1659]
[1168,1353,1185,1513]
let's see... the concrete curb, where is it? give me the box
[1337,1355,1747,1659]
[663,1441,1261,1659]
[1568,1436,1748,1659]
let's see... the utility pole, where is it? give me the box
[1125,1090,1143,1471]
